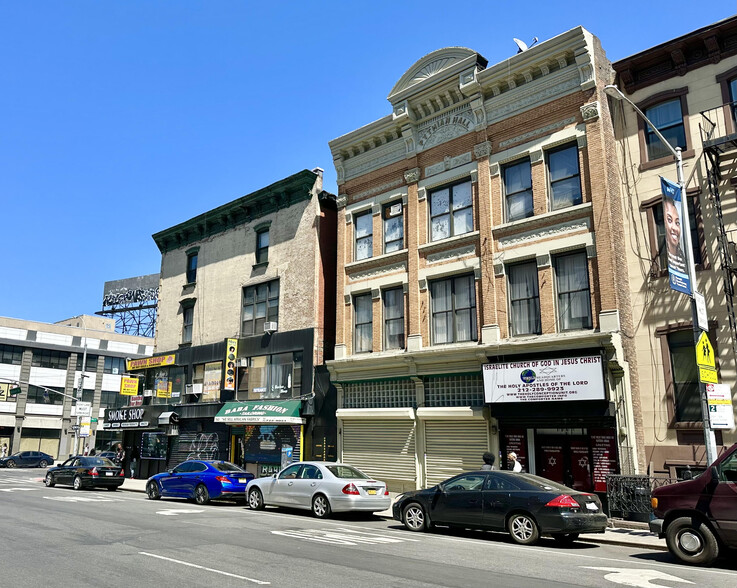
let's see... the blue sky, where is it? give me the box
[1,1,733,326]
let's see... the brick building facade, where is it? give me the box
[328,28,644,492]
[611,16,737,477]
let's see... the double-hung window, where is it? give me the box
[554,251,592,331]
[504,159,533,222]
[354,293,373,353]
[547,144,582,210]
[355,211,373,261]
[383,288,404,350]
[507,261,541,336]
[644,99,687,161]
[429,181,473,242]
[242,280,279,336]
[383,201,404,253]
[182,305,194,344]
[666,330,701,422]
[256,228,269,264]
[186,250,198,284]
[430,274,477,344]
[103,356,126,375]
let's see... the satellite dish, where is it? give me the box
[513,36,539,54]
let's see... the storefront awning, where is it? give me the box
[214,400,304,424]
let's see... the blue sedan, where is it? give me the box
[145,460,254,505]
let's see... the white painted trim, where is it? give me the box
[418,161,478,191]
[418,258,480,282]
[416,407,485,420]
[337,408,415,420]
[491,124,586,167]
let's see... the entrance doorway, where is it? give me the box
[536,434,592,492]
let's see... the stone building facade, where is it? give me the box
[611,16,737,476]
[327,28,644,493]
[135,169,338,478]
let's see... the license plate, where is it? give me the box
[105,472,113,476]
[238,478,248,483]
[586,502,599,511]
[367,489,377,495]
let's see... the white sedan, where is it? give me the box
[246,461,391,518]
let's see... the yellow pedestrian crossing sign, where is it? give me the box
[696,332,716,369]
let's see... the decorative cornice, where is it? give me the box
[416,106,475,152]
[352,179,404,201]
[425,152,472,178]
[153,169,320,254]
[426,244,477,264]
[348,261,408,282]
[336,194,347,209]
[497,218,590,249]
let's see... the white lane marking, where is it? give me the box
[43,495,121,502]
[0,487,38,492]
[156,508,205,516]
[583,567,694,587]
[271,527,420,546]
[139,552,269,585]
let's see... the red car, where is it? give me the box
[650,443,737,565]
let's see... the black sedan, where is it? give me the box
[44,456,124,491]
[393,471,607,545]
[0,451,54,468]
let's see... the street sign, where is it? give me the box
[76,401,92,417]
[91,418,98,423]
[694,291,708,332]
[696,332,716,369]
[707,383,735,429]
[130,395,143,407]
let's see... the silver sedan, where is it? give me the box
[246,461,391,518]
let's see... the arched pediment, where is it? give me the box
[388,47,483,100]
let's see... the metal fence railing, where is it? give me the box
[700,101,737,146]
[605,475,679,520]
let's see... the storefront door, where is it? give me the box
[535,435,592,491]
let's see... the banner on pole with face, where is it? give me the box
[660,177,691,296]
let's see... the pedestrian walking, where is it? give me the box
[507,451,523,472]
[480,452,496,470]
[113,443,125,466]
[0,443,7,458]
[83,444,90,456]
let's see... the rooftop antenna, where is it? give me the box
[513,37,538,53]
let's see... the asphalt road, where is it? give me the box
[2,469,736,588]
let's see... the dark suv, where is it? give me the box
[650,443,737,565]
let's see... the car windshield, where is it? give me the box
[513,474,573,492]
[211,461,245,473]
[82,457,116,467]
[326,465,370,479]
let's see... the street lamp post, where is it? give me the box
[605,84,718,466]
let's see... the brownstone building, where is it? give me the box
[327,28,644,492]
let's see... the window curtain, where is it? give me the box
[384,289,404,349]
[431,280,453,344]
[555,253,591,330]
[509,262,540,335]
[354,295,373,352]
[453,275,476,341]
[451,182,473,235]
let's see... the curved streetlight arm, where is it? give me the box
[0,378,79,402]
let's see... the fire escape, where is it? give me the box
[700,101,737,360]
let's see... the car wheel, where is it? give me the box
[194,484,210,505]
[6,460,15,468]
[508,513,540,545]
[248,488,264,510]
[402,503,428,532]
[665,516,719,566]
[146,481,161,500]
[39,460,48,468]
[311,494,331,518]
[44,473,55,487]
[73,475,83,491]
[551,532,579,546]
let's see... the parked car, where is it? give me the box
[393,471,607,545]
[0,451,54,468]
[650,442,737,566]
[146,460,254,505]
[44,456,124,490]
[247,461,391,518]
[96,451,116,460]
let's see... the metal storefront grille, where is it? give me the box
[424,374,484,407]
[342,379,416,408]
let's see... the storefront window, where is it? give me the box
[202,361,222,402]
[169,366,186,404]
[238,352,302,400]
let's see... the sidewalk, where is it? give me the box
[119,481,666,550]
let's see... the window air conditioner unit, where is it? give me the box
[264,322,278,334]
[185,384,193,394]
[191,383,203,395]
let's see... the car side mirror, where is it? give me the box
[273,474,277,478]
[167,469,174,475]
